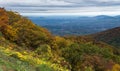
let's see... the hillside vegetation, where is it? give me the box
[91,27,120,48]
[0,8,120,71]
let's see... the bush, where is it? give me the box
[62,43,120,71]
[36,64,54,71]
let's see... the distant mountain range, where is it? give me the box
[28,15,120,48]
[28,15,120,36]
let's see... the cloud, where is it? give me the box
[2,0,120,7]
[0,0,73,6]
[64,0,120,6]
[1,0,120,16]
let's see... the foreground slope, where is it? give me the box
[0,8,70,71]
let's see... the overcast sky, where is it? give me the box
[1,0,120,16]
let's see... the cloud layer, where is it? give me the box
[1,0,120,16]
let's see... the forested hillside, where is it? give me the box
[0,8,120,71]
[91,27,120,48]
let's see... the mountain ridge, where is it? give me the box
[28,15,120,36]
[91,27,120,48]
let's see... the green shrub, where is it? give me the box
[36,64,54,71]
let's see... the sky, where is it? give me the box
[1,0,120,16]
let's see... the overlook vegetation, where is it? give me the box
[0,8,120,71]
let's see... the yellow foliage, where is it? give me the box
[55,36,72,48]
[107,64,120,71]
[1,25,18,41]
[112,64,120,71]
[0,46,70,71]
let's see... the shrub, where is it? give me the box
[36,64,54,71]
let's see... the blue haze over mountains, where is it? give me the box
[28,15,120,36]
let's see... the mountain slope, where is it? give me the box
[91,27,120,48]
[0,8,70,71]
[0,8,53,49]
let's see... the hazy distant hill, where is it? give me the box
[28,15,120,36]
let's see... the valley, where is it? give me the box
[28,15,120,36]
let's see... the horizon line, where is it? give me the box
[20,12,120,16]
